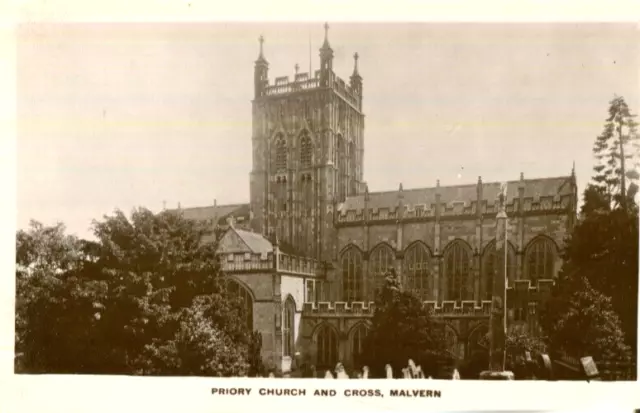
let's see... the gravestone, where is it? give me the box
[580,356,600,381]
[536,353,554,380]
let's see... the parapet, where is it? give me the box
[507,279,554,301]
[300,280,554,318]
[262,71,360,108]
[423,300,492,317]
[336,176,574,225]
[302,301,375,317]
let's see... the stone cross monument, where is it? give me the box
[480,183,514,380]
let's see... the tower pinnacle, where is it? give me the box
[353,52,360,76]
[256,35,268,64]
[322,22,331,50]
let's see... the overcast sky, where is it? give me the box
[17,23,640,239]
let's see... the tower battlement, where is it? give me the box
[253,23,363,110]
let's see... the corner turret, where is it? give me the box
[254,35,269,98]
[319,23,334,88]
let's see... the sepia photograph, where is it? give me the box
[14,22,639,383]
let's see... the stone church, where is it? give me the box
[175,24,578,374]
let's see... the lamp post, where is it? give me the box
[480,182,514,380]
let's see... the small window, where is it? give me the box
[306,280,315,303]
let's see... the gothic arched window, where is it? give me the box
[348,140,357,196]
[444,326,458,358]
[351,324,370,366]
[404,242,431,301]
[481,241,517,301]
[274,134,287,172]
[316,324,338,369]
[443,240,473,301]
[341,247,363,302]
[226,279,254,330]
[467,324,489,355]
[337,134,346,201]
[369,244,395,300]
[300,131,312,169]
[283,296,296,357]
[524,237,556,282]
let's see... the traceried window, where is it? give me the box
[274,134,287,172]
[337,135,346,201]
[341,247,363,301]
[525,237,555,282]
[369,244,395,301]
[316,324,338,369]
[443,240,473,301]
[226,279,253,330]
[348,140,357,196]
[300,131,312,169]
[482,241,517,301]
[404,242,431,301]
[283,297,296,357]
[351,324,370,366]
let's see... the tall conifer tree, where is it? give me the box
[592,95,639,210]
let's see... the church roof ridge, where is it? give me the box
[362,174,572,197]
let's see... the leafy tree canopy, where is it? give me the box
[15,209,263,376]
[360,268,449,378]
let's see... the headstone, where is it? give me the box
[385,364,393,379]
[452,369,461,380]
[580,356,600,381]
[537,353,553,380]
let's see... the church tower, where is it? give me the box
[249,23,365,260]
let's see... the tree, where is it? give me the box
[540,99,640,364]
[471,325,546,380]
[592,95,639,210]
[554,180,639,357]
[15,209,264,376]
[140,295,250,376]
[15,221,107,373]
[360,268,448,378]
[90,208,261,375]
[541,277,631,363]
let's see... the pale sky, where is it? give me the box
[17,23,640,239]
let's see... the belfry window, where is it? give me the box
[337,135,346,201]
[274,134,287,172]
[443,240,473,301]
[404,243,430,301]
[525,237,555,282]
[341,247,363,301]
[349,141,357,196]
[300,131,312,169]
